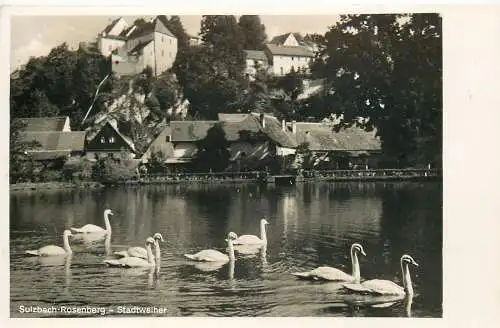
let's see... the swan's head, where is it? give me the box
[401,254,418,267]
[261,218,270,225]
[225,232,238,242]
[145,237,155,246]
[352,243,366,256]
[104,209,114,216]
[153,233,164,242]
[63,230,73,237]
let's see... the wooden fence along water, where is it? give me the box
[131,168,442,185]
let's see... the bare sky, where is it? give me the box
[10,15,340,71]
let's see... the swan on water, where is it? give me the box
[292,243,367,282]
[71,209,113,235]
[103,237,155,268]
[342,254,418,296]
[114,232,164,260]
[25,230,74,256]
[184,232,237,263]
[233,218,269,245]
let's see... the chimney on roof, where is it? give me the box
[292,120,297,134]
[259,113,265,128]
[282,119,286,131]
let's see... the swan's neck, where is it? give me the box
[146,244,154,264]
[63,234,72,254]
[154,241,161,262]
[350,247,360,283]
[260,222,267,243]
[227,240,235,261]
[229,258,235,280]
[401,261,414,296]
[104,213,112,234]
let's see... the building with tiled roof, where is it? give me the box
[97,16,178,77]
[15,116,86,161]
[264,43,314,76]
[243,50,270,79]
[141,112,381,171]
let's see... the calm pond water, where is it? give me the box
[10,182,442,318]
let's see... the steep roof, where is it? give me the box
[244,50,268,62]
[170,121,218,142]
[102,17,122,35]
[129,40,153,54]
[127,17,176,39]
[20,131,86,152]
[293,122,381,152]
[265,44,314,57]
[269,32,303,45]
[19,116,69,132]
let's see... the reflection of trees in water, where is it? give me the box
[378,182,442,311]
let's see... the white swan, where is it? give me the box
[184,232,237,263]
[342,254,418,296]
[114,232,164,260]
[25,230,73,256]
[233,218,269,245]
[104,237,155,268]
[71,209,113,234]
[292,243,367,282]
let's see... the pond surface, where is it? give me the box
[10,182,442,317]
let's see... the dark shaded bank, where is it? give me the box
[9,181,104,193]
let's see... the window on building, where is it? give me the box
[162,50,164,57]
[292,57,294,61]
[165,135,171,142]
[169,52,172,58]
[280,67,284,75]
[108,44,112,51]
[162,36,164,42]
[100,137,105,143]
[109,136,115,143]
[169,39,172,44]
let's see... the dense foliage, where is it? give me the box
[309,14,442,167]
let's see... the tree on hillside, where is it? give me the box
[238,15,267,50]
[313,14,442,167]
[242,63,276,115]
[175,16,247,119]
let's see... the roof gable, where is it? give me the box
[87,121,136,153]
[128,17,176,40]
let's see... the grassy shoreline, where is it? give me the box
[9,181,105,192]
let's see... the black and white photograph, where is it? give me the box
[7,10,443,318]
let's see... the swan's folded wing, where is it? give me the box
[361,279,405,295]
[192,249,228,262]
[127,247,148,259]
[233,235,262,245]
[310,266,353,281]
[37,245,66,256]
[343,283,372,293]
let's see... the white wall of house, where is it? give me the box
[270,55,312,75]
[153,32,178,75]
[98,37,126,57]
[125,34,154,53]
